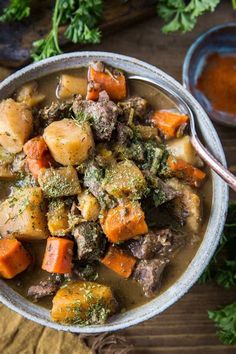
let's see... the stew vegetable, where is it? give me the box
[0,61,209,326]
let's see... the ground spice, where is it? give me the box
[197,53,236,116]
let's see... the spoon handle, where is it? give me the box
[191,135,236,191]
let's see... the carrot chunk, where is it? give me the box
[86,81,101,101]
[152,110,189,139]
[25,154,51,179]
[101,202,148,243]
[23,136,48,159]
[101,245,136,278]
[42,237,74,274]
[167,155,206,187]
[0,238,31,279]
[87,65,127,101]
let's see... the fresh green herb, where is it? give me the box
[65,0,102,44]
[152,189,168,207]
[208,302,236,345]
[0,0,30,22]
[31,0,103,61]
[157,0,220,33]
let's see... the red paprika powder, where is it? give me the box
[197,53,236,116]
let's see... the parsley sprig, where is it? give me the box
[0,0,30,22]
[199,202,236,345]
[32,0,103,61]
[157,0,220,33]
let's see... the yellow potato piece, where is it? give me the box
[38,166,81,198]
[0,99,33,153]
[0,187,49,241]
[51,281,117,325]
[104,160,146,198]
[167,135,203,167]
[43,119,94,166]
[16,81,45,107]
[57,74,87,99]
[47,199,70,236]
[78,191,100,221]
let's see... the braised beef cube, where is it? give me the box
[84,162,116,209]
[38,100,73,126]
[73,222,106,261]
[118,97,149,119]
[116,122,133,144]
[27,280,60,299]
[73,91,121,141]
[133,258,169,297]
[129,228,185,259]
[73,263,98,281]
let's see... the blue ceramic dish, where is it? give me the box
[183,23,236,127]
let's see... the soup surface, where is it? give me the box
[0,62,211,325]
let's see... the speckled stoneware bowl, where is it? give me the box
[0,52,228,333]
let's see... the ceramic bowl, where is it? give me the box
[0,52,228,333]
[183,23,236,127]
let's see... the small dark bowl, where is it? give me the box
[183,23,236,127]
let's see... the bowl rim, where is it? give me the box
[0,51,229,333]
[182,22,236,127]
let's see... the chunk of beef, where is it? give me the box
[129,228,185,260]
[118,97,149,119]
[116,122,133,145]
[73,263,98,281]
[73,222,106,261]
[73,91,121,141]
[143,171,182,206]
[38,100,73,126]
[84,162,116,209]
[27,280,60,299]
[133,258,169,297]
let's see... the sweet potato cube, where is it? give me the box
[51,281,117,325]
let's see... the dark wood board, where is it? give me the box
[0,0,156,68]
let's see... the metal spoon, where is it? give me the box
[129,75,236,191]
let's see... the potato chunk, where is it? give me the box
[0,187,48,240]
[0,99,33,153]
[56,74,87,99]
[78,191,100,221]
[43,119,94,166]
[51,281,117,325]
[167,178,202,233]
[38,166,81,197]
[47,199,70,236]
[16,81,45,107]
[104,160,146,198]
[167,135,203,167]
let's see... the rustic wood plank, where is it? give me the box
[0,0,156,68]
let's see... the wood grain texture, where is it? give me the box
[84,1,235,352]
[0,0,156,68]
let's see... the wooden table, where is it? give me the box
[0,2,235,353]
[85,1,236,353]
